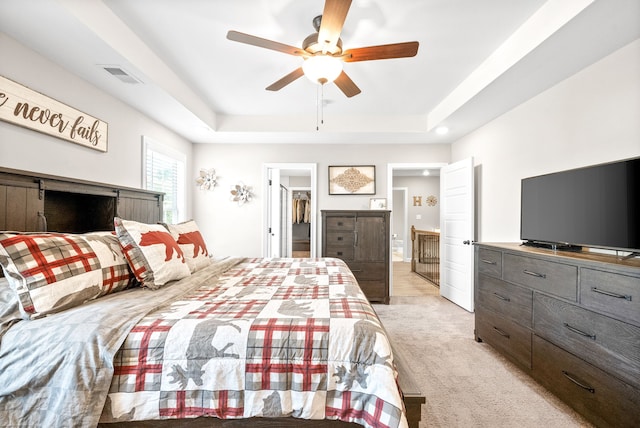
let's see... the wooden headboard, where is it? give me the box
[0,167,163,233]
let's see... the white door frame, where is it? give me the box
[387,162,447,296]
[262,163,317,258]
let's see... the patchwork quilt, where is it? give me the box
[0,258,241,428]
[102,258,407,427]
[0,257,407,428]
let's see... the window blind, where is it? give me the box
[142,136,186,224]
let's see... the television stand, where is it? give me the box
[521,241,582,252]
[474,242,640,427]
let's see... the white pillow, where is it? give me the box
[164,220,211,273]
[114,218,190,290]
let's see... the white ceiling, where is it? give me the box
[1,0,639,145]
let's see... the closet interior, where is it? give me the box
[292,191,311,257]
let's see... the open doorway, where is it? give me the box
[387,163,446,297]
[263,163,317,258]
[392,187,408,262]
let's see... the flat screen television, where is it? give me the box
[520,157,640,253]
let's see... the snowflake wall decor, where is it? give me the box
[230,183,253,206]
[196,168,218,191]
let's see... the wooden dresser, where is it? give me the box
[474,243,640,427]
[321,210,390,304]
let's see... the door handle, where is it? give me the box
[463,240,471,245]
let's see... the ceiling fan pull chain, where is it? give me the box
[321,83,325,126]
[316,85,320,131]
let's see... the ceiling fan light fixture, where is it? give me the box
[302,55,343,85]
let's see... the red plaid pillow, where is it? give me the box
[0,231,134,319]
[114,217,191,290]
[163,220,211,273]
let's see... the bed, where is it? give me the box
[0,216,424,428]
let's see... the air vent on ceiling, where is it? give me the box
[102,66,142,84]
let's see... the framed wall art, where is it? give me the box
[328,165,375,195]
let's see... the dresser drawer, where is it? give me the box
[503,253,577,301]
[324,216,355,231]
[325,231,355,246]
[347,262,385,281]
[532,335,640,428]
[323,245,354,260]
[534,293,640,389]
[358,280,387,303]
[477,247,502,278]
[581,268,640,325]
[476,274,532,328]
[476,307,532,370]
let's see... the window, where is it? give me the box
[142,136,186,224]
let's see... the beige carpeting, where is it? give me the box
[380,263,593,427]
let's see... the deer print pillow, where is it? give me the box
[114,217,191,290]
[0,231,134,319]
[163,220,211,273]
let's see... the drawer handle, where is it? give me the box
[523,269,546,279]
[337,252,343,256]
[481,259,497,265]
[337,222,343,226]
[562,370,595,394]
[591,287,632,301]
[493,293,511,302]
[492,326,510,338]
[563,323,596,340]
[337,237,343,241]
[350,269,362,273]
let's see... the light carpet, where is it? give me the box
[374,296,593,428]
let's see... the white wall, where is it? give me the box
[452,38,640,243]
[0,34,194,217]
[393,176,440,232]
[192,143,450,257]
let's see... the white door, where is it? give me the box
[266,168,282,257]
[440,157,475,312]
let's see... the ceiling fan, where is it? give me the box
[226,0,419,98]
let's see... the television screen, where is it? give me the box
[520,157,640,252]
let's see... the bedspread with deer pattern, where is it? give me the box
[100,257,407,428]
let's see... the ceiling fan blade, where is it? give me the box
[334,71,361,98]
[318,0,352,53]
[266,68,305,91]
[227,30,306,56]
[343,41,419,62]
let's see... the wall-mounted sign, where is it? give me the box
[413,195,438,207]
[0,75,108,152]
